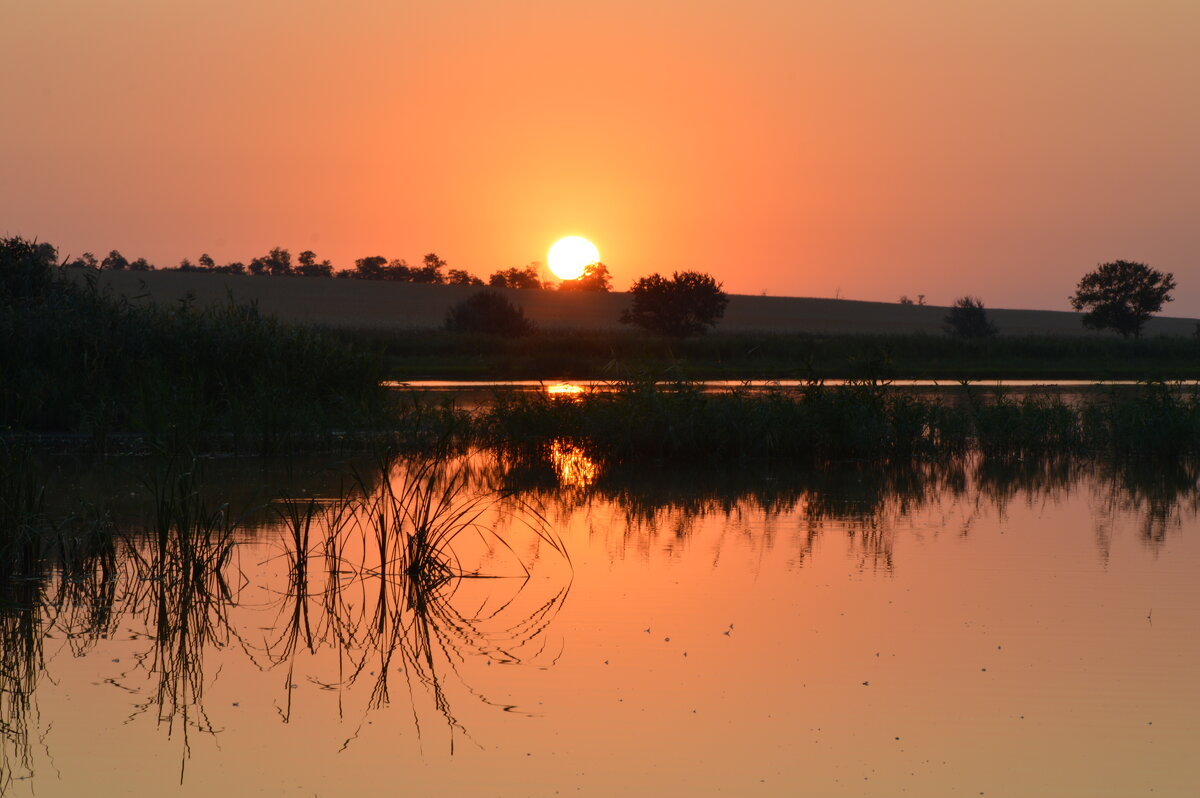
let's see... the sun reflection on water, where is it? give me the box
[550,439,598,488]
[545,382,584,397]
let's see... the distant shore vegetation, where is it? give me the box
[61,244,616,293]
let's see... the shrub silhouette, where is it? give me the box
[445,290,535,336]
[1070,260,1176,338]
[620,271,729,337]
[944,296,997,338]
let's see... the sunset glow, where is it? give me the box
[547,237,599,281]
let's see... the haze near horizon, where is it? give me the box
[3,1,1198,313]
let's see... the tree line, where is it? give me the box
[63,246,613,291]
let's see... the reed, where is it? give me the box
[484,379,1200,466]
[2,237,391,452]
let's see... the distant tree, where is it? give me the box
[65,252,98,270]
[1,236,57,299]
[384,259,413,281]
[943,296,997,338]
[447,268,484,286]
[898,295,914,305]
[444,290,535,336]
[411,253,447,284]
[1070,260,1176,338]
[33,242,58,267]
[348,255,388,280]
[101,249,129,271]
[249,247,292,276]
[176,257,198,271]
[217,260,245,274]
[559,262,612,292]
[620,271,729,337]
[296,250,334,277]
[197,253,216,270]
[488,263,543,289]
[128,257,154,271]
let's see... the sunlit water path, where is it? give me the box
[2,453,1198,796]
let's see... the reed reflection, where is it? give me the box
[3,443,1200,791]
[247,451,572,751]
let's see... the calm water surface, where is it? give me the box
[3,452,1198,796]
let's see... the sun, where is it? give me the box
[547,236,600,281]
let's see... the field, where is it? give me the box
[85,268,1200,337]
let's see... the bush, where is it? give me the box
[944,296,997,338]
[444,290,535,336]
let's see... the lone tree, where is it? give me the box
[620,271,729,337]
[1070,260,1176,338]
[558,262,612,292]
[943,296,997,338]
[444,289,535,336]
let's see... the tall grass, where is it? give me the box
[484,379,1200,466]
[1,236,391,451]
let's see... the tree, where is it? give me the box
[444,290,535,336]
[943,296,997,338]
[447,268,483,286]
[620,271,729,337]
[489,263,543,289]
[101,249,129,271]
[65,252,98,270]
[412,253,447,284]
[1070,260,1176,338]
[1,236,58,300]
[559,262,612,292]
[249,247,292,276]
[296,250,334,277]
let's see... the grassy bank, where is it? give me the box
[334,327,1200,381]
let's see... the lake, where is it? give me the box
[2,448,1197,797]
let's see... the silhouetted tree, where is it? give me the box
[101,250,129,271]
[488,263,543,289]
[411,253,446,284]
[620,271,729,337]
[217,260,244,274]
[176,257,198,271]
[198,253,216,270]
[0,236,57,299]
[296,250,334,277]
[33,242,58,267]
[128,257,154,271]
[1070,260,1176,338]
[943,296,997,338]
[385,259,414,280]
[347,255,387,280]
[444,290,535,336]
[65,252,98,270]
[559,262,612,292]
[249,247,292,276]
[447,268,484,286]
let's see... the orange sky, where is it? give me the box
[3,1,1198,313]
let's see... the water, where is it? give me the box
[3,452,1198,796]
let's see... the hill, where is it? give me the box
[81,269,1199,337]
